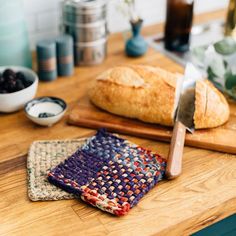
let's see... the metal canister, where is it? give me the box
[61,0,108,66]
[63,20,107,42]
[74,38,107,65]
[62,0,106,24]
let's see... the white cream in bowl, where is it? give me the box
[25,97,67,126]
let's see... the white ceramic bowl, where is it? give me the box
[24,97,67,126]
[0,66,38,112]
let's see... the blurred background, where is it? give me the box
[23,0,229,48]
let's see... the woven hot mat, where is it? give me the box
[48,129,166,216]
[27,138,87,201]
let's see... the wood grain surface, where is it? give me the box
[1,9,236,236]
[68,96,236,154]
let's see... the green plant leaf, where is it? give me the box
[208,55,226,78]
[207,66,217,81]
[225,71,236,90]
[191,45,207,63]
[207,66,224,89]
[214,37,236,55]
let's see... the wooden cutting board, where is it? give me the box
[68,96,236,154]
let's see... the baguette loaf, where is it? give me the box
[89,65,230,129]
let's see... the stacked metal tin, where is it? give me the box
[62,0,107,66]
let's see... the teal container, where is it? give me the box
[0,0,32,68]
[125,19,148,57]
[37,40,57,82]
[56,35,74,76]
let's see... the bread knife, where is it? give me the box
[166,63,203,179]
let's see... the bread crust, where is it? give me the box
[194,80,230,129]
[89,65,177,126]
[89,65,230,129]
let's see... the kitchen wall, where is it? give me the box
[23,0,229,49]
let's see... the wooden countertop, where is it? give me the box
[1,9,236,236]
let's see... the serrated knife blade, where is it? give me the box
[176,63,202,133]
[166,63,203,179]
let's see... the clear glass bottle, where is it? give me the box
[164,0,194,52]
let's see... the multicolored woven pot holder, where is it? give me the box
[48,129,166,216]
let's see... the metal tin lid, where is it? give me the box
[62,0,107,15]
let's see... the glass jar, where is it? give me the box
[164,0,194,52]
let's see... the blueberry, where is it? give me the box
[0,75,5,86]
[5,74,16,83]
[8,82,17,92]
[16,72,25,81]
[23,78,33,88]
[1,69,32,91]
[3,69,16,79]
[4,78,16,92]
[38,113,55,118]
[0,89,8,94]
[15,79,25,91]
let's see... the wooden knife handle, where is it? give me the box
[166,121,186,179]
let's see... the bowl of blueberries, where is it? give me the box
[0,66,38,112]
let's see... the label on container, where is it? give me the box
[58,55,73,64]
[39,58,57,72]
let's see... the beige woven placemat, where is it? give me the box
[27,138,87,201]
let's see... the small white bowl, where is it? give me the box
[0,66,38,113]
[24,97,67,126]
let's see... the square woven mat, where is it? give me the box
[27,138,87,201]
[48,129,166,215]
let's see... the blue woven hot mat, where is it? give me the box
[48,129,166,216]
